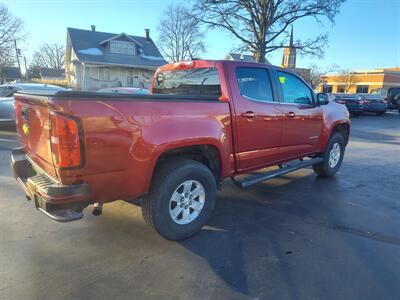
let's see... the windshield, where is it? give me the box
[152,67,221,97]
[0,86,18,97]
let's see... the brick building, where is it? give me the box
[319,68,400,94]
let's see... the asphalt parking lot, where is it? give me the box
[1,113,399,300]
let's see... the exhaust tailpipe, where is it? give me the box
[92,203,103,216]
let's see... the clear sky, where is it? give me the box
[3,0,400,71]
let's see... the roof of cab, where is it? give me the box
[156,59,289,73]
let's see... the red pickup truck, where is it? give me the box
[11,60,350,240]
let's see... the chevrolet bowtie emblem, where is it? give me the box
[22,123,30,135]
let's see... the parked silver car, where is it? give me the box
[0,83,67,124]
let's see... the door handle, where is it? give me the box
[241,111,255,118]
[285,112,296,118]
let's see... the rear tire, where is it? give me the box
[313,133,345,177]
[142,159,216,241]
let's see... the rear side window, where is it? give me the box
[152,67,221,97]
[236,67,273,102]
[277,71,313,105]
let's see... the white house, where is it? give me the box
[65,26,167,91]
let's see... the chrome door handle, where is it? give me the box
[241,111,255,118]
[285,112,296,118]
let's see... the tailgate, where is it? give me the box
[14,94,58,180]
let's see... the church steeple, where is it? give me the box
[281,26,296,69]
[289,26,294,48]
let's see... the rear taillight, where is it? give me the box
[336,100,346,104]
[50,113,83,168]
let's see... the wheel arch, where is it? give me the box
[150,144,223,189]
[317,120,350,153]
[331,122,350,145]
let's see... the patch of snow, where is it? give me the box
[78,48,103,56]
[138,48,164,61]
[140,54,165,61]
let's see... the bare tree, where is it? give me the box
[190,0,345,63]
[157,4,205,62]
[31,43,65,70]
[335,69,360,93]
[0,3,24,66]
[308,63,339,89]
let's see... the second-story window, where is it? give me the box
[110,40,135,55]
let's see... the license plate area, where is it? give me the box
[34,194,46,211]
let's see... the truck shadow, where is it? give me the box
[178,174,319,298]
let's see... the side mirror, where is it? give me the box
[317,93,329,105]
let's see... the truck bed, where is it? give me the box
[13,90,234,202]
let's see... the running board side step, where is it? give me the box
[231,157,324,188]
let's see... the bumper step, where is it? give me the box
[232,157,324,188]
[11,147,90,222]
[37,207,83,222]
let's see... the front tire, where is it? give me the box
[142,159,216,241]
[313,133,345,177]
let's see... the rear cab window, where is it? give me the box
[152,67,221,97]
[235,67,274,102]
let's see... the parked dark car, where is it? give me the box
[371,87,400,110]
[357,93,387,115]
[332,93,364,116]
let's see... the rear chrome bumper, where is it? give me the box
[10,147,90,222]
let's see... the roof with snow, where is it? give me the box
[225,53,271,65]
[40,68,65,79]
[67,27,167,69]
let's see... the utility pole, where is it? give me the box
[14,39,22,81]
[23,56,29,80]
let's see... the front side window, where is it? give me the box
[153,67,221,97]
[277,71,313,105]
[236,67,273,102]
